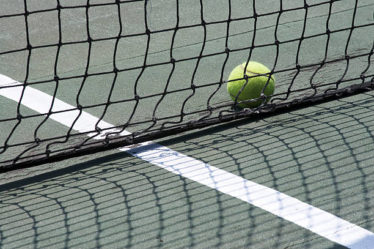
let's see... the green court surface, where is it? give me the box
[1,0,374,249]
[1,0,373,166]
[1,92,374,249]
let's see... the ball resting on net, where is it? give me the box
[227,61,275,108]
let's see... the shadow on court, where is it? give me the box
[1,93,374,249]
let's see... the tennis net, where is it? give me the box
[0,0,373,171]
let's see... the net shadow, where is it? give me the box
[1,93,374,248]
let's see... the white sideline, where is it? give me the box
[1,74,374,249]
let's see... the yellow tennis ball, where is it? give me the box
[227,61,275,108]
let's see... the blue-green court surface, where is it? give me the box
[1,0,374,248]
[1,91,374,249]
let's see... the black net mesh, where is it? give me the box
[0,0,373,170]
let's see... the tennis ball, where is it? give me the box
[227,61,275,108]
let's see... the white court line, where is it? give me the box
[1,74,374,249]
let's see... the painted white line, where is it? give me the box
[1,74,374,249]
[0,74,130,139]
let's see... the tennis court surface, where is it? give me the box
[1,0,374,248]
